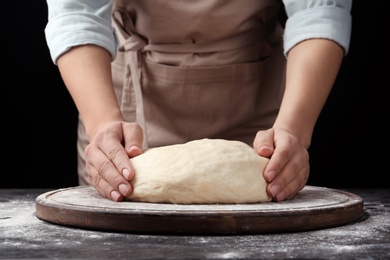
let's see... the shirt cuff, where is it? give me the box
[45,13,118,64]
[283,6,352,56]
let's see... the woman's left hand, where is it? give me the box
[253,128,309,201]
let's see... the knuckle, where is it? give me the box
[84,144,92,156]
[92,173,103,187]
[95,160,111,175]
[107,146,121,161]
[91,173,114,199]
[277,147,290,159]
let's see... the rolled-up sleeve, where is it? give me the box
[282,0,352,56]
[45,0,118,64]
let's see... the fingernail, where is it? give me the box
[275,191,286,202]
[111,190,121,201]
[260,145,273,152]
[269,184,280,197]
[123,168,130,179]
[128,145,142,154]
[266,170,276,181]
[119,184,129,196]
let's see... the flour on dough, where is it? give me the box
[126,138,271,204]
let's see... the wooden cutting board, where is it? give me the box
[35,185,364,235]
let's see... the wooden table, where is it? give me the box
[1,188,389,259]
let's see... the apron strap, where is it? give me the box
[113,10,148,149]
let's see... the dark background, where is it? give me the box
[3,1,388,189]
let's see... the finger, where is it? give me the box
[86,159,124,202]
[120,122,144,184]
[270,166,309,202]
[96,123,141,183]
[85,141,133,198]
[262,138,294,184]
[285,172,308,200]
[267,149,309,201]
[123,122,144,158]
[253,129,275,158]
[267,167,307,201]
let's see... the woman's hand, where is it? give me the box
[253,128,309,202]
[85,121,144,202]
[254,39,345,201]
[56,45,145,202]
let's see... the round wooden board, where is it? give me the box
[35,185,364,235]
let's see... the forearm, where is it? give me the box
[57,44,124,140]
[273,38,344,148]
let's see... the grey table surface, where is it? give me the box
[1,188,389,259]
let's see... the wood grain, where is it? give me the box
[35,185,364,234]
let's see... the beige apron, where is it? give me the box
[77,0,286,185]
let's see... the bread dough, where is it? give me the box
[126,138,271,204]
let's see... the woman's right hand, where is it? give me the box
[55,45,144,202]
[85,121,144,202]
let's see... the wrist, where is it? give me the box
[272,120,313,149]
[83,111,124,141]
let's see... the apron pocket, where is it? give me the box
[140,58,266,147]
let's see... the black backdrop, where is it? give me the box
[3,1,388,189]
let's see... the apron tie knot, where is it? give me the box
[119,34,147,52]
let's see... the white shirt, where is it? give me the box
[45,0,352,64]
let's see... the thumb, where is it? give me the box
[253,128,275,158]
[123,122,144,158]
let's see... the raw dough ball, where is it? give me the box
[126,138,271,204]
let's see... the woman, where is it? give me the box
[45,0,352,202]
